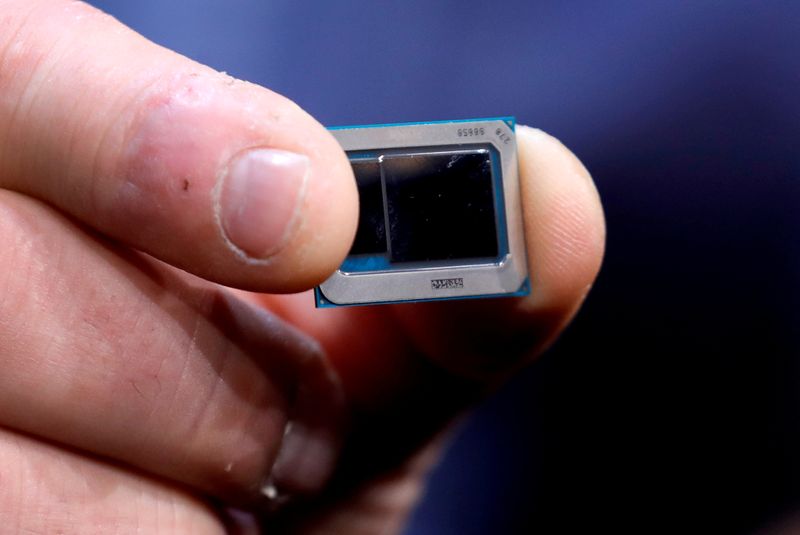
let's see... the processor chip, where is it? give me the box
[316,118,528,307]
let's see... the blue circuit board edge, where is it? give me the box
[316,117,525,309]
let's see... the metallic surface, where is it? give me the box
[318,119,527,306]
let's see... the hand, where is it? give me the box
[0,1,605,533]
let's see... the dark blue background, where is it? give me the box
[89,1,800,533]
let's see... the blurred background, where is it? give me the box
[89,1,800,533]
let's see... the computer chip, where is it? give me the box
[315,117,529,307]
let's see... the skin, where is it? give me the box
[0,1,606,533]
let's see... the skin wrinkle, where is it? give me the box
[136,309,167,409]
[118,334,166,422]
[549,187,594,248]
[517,129,606,313]
[166,315,205,473]
[162,492,178,534]
[183,341,228,451]
[134,288,222,460]
[0,207,30,338]
[13,5,78,190]
[232,302,348,500]
[134,483,143,535]
[88,64,182,222]
[11,433,23,532]
[0,202,340,516]
[0,2,44,163]
[78,285,166,417]
[543,212,589,276]
[63,58,100,205]
[178,312,284,499]
[142,276,286,494]
[0,203,70,380]
[0,194,292,507]
[96,285,147,351]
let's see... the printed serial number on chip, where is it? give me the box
[431,278,465,290]
[457,127,485,137]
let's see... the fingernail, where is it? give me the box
[217,148,309,260]
[268,421,340,495]
[262,348,347,503]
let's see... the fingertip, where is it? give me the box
[212,107,359,292]
[516,125,606,314]
[266,121,359,292]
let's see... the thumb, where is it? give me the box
[0,0,358,292]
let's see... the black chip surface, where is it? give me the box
[349,159,387,255]
[382,150,498,263]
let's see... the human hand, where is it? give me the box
[0,1,605,533]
